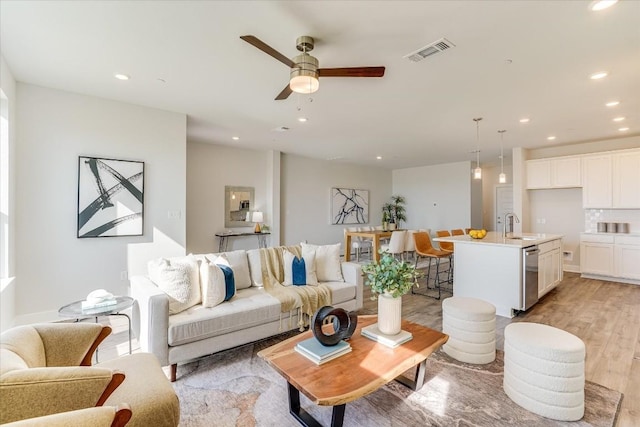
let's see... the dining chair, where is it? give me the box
[381,230,407,260]
[403,229,417,261]
[412,232,452,300]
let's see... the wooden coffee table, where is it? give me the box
[258,315,448,427]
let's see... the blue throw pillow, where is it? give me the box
[216,264,235,301]
[292,256,307,286]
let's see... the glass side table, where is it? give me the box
[58,296,134,362]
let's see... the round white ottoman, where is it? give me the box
[442,297,496,364]
[503,322,585,421]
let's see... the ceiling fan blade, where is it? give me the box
[318,67,385,78]
[275,84,293,100]
[240,35,296,68]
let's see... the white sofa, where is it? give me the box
[130,244,363,381]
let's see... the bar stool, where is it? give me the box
[412,232,451,300]
[435,230,454,283]
[451,229,465,236]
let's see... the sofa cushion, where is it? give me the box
[283,250,318,286]
[167,287,282,346]
[204,250,251,290]
[301,243,344,282]
[148,255,201,314]
[323,281,356,305]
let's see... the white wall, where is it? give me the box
[281,154,391,249]
[528,188,583,271]
[15,84,186,322]
[392,161,476,232]
[186,142,269,253]
[1,55,17,331]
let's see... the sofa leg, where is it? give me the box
[170,364,177,382]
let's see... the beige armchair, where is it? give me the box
[0,322,179,426]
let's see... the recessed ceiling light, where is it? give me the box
[298,117,308,123]
[376,156,382,160]
[618,127,629,132]
[605,101,620,107]
[519,118,530,123]
[590,71,608,80]
[590,0,618,11]
[232,136,239,141]
[613,117,625,122]
[114,73,130,80]
[157,78,167,83]
[547,136,556,141]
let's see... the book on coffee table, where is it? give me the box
[361,323,413,348]
[295,338,352,365]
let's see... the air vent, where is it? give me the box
[403,38,456,63]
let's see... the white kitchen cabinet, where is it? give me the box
[612,150,640,208]
[526,156,581,189]
[614,235,640,280]
[582,154,612,208]
[580,233,615,277]
[538,240,562,297]
[526,160,551,189]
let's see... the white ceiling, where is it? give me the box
[1,1,639,169]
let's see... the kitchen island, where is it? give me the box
[434,232,563,318]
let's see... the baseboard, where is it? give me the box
[563,265,580,273]
[580,273,640,286]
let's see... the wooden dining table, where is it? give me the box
[344,229,393,262]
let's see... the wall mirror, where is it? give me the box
[224,186,254,228]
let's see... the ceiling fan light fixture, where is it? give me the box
[290,53,319,94]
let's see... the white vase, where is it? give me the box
[389,223,397,231]
[377,292,402,335]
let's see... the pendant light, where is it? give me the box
[498,129,507,183]
[473,118,482,180]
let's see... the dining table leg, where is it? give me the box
[344,234,352,262]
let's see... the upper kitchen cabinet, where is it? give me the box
[612,150,640,208]
[526,156,581,189]
[582,149,640,208]
[582,154,612,208]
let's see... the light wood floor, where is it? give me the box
[360,271,640,427]
[99,271,639,426]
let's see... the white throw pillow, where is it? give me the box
[148,255,201,314]
[301,242,344,282]
[199,258,227,308]
[282,250,318,286]
[204,250,251,290]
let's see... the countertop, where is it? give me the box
[434,231,563,248]
[581,231,640,237]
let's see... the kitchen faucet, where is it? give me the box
[503,212,520,238]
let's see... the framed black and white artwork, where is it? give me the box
[77,156,144,238]
[331,188,369,225]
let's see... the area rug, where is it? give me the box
[172,332,622,427]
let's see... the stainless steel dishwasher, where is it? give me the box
[522,245,540,311]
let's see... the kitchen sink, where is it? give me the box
[509,236,537,241]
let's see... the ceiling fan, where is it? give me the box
[240,35,385,100]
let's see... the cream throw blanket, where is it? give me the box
[259,246,332,330]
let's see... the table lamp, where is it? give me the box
[252,211,264,233]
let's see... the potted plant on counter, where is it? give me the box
[362,250,421,335]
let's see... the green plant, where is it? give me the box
[382,195,407,227]
[362,250,421,298]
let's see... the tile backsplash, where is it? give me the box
[584,209,640,233]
